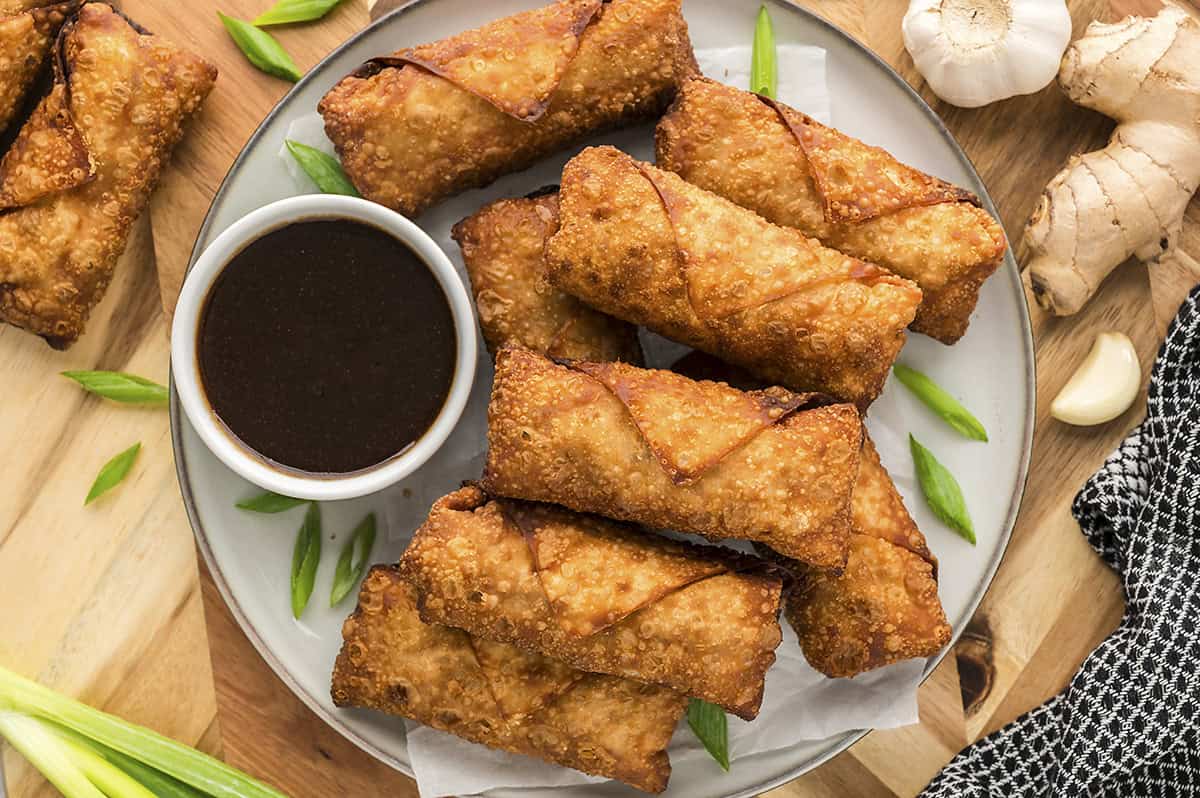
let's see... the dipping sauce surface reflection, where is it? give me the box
[197,218,456,474]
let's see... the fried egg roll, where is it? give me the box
[0,4,216,346]
[668,353,951,676]
[482,347,861,567]
[545,146,922,409]
[452,190,642,363]
[0,1,80,136]
[333,566,684,793]
[771,435,951,678]
[0,0,69,9]
[656,78,1007,344]
[399,485,784,719]
[319,0,696,217]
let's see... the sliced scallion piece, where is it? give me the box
[253,0,343,26]
[750,5,777,99]
[236,491,308,513]
[330,513,377,607]
[218,13,301,82]
[85,443,141,505]
[285,140,359,196]
[291,502,322,618]
[909,434,975,544]
[893,364,988,441]
[687,698,730,771]
[61,372,168,405]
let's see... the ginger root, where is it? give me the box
[1024,4,1200,315]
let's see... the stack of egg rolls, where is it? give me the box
[0,3,216,346]
[669,352,951,677]
[545,146,923,408]
[398,485,784,719]
[483,347,862,568]
[0,0,81,137]
[319,0,697,216]
[452,190,642,363]
[328,3,966,781]
[332,565,686,793]
[656,78,1007,343]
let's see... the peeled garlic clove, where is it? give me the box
[1050,332,1141,426]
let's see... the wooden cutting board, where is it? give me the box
[0,215,224,798]
[1,0,1197,796]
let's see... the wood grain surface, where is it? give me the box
[0,218,222,798]
[1,1,1197,797]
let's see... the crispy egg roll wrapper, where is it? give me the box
[482,347,861,567]
[318,0,696,217]
[332,566,684,793]
[0,4,215,346]
[656,78,1007,344]
[399,486,783,719]
[667,352,951,675]
[764,435,951,678]
[668,352,951,675]
[452,191,642,363]
[0,1,80,136]
[0,0,68,10]
[545,146,922,409]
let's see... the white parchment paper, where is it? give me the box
[695,45,831,124]
[279,45,930,798]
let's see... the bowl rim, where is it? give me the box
[170,193,478,502]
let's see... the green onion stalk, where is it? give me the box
[0,665,286,797]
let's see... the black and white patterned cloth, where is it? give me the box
[923,286,1200,798]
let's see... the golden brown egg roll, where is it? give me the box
[482,347,861,568]
[0,0,67,10]
[655,78,1007,344]
[667,350,950,676]
[451,190,642,363]
[769,434,951,678]
[0,4,215,347]
[332,565,685,793]
[545,146,922,409]
[318,0,696,217]
[667,351,951,676]
[399,485,784,719]
[0,1,80,137]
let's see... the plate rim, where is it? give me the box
[168,1,1037,793]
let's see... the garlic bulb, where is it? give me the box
[902,0,1072,108]
[1050,332,1141,426]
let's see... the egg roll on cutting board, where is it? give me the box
[545,146,922,409]
[656,78,1007,344]
[0,0,81,137]
[319,0,696,217]
[398,485,783,719]
[332,566,685,793]
[452,190,642,363]
[766,435,951,678]
[0,3,216,346]
[482,347,861,568]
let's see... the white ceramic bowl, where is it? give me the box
[171,194,477,501]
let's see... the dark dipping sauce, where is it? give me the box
[197,218,456,475]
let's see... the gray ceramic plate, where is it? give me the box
[169,1,1035,795]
